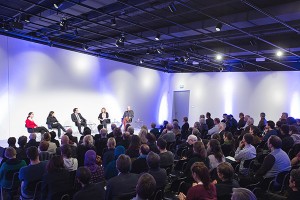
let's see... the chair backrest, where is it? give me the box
[276,171,290,186]
[116,191,136,200]
[4,171,20,190]
[61,194,70,200]
[244,158,256,168]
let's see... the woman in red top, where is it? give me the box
[179,162,217,200]
[25,112,48,135]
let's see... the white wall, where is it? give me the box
[168,72,300,125]
[0,35,168,139]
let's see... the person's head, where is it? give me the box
[157,138,167,150]
[83,127,92,136]
[206,112,211,118]
[114,146,125,159]
[280,124,290,136]
[107,137,116,149]
[61,135,70,145]
[111,123,117,131]
[249,125,260,136]
[127,126,134,135]
[29,132,37,140]
[116,154,131,173]
[18,136,28,148]
[101,107,106,113]
[46,155,64,172]
[136,173,156,199]
[173,121,179,130]
[281,112,288,120]
[140,144,150,156]
[231,188,257,200]
[289,125,299,135]
[244,115,250,122]
[146,151,160,169]
[267,135,282,150]
[139,128,148,143]
[61,144,72,158]
[113,127,122,138]
[100,128,108,137]
[217,162,234,181]
[239,112,244,118]
[266,120,275,130]
[247,117,254,126]
[43,132,51,142]
[194,122,201,129]
[39,141,49,151]
[243,133,253,145]
[73,108,78,113]
[27,112,34,119]
[222,114,227,119]
[214,118,220,125]
[76,167,91,186]
[50,131,56,141]
[183,117,188,122]
[166,123,173,131]
[83,135,94,146]
[187,134,198,145]
[146,133,156,143]
[191,162,210,190]
[199,118,206,125]
[48,111,54,117]
[84,150,97,167]
[218,122,226,131]
[26,146,39,161]
[192,128,200,138]
[289,168,300,191]
[150,122,156,129]
[5,147,17,159]
[7,137,16,147]
[207,139,223,162]
[260,112,266,118]
[193,141,207,158]
[129,135,141,148]
[127,106,131,111]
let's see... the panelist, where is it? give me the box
[71,108,87,135]
[98,107,109,129]
[46,111,67,138]
[25,112,48,135]
[122,106,134,129]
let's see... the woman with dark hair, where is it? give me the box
[46,111,66,138]
[126,135,141,158]
[249,125,261,147]
[221,132,235,157]
[207,139,225,170]
[41,156,72,199]
[25,112,48,135]
[98,107,109,129]
[146,133,160,154]
[84,150,104,183]
[178,162,217,200]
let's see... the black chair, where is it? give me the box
[1,171,20,200]
[20,180,43,200]
[116,191,136,200]
[61,194,70,200]
[267,171,290,193]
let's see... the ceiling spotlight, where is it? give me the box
[111,18,116,26]
[216,22,223,32]
[156,48,162,54]
[23,15,31,23]
[168,2,177,13]
[175,57,179,63]
[146,49,150,55]
[139,59,144,64]
[276,50,283,57]
[115,35,125,47]
[155,33,160,41]
[83,44,88,51]
[216,54,223,60]
[54,0,64,9]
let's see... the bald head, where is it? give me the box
[61,135,69,145]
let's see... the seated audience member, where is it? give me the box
[64,128,78,145]
[139,128,148,144]
[42,156,72,199]
[157,138,174,168]
[7,137,18,150]
[39,141,52,161]
[173,121,181,136]
[231,188,257,200]
[104,146,125,180]
[216,162,240,200]
[17,136,29,164]
[178,162,217,200]
[73,167,105,200]
[84,150,104,183]
[286,168,300,200]
[50,131,60,148]
[258,112,267,132]
[42,132,57,154]
[262,120,278,142]
[249,125,261,146]
[103,137,116,168]
[184,141,209,183]
[133,173,156,200]
[56,135,77,158]
[221,132,235,157]
[150,122,160,139]
[207,139,225,170]
[127,126,135,135]
[147,152,168,189]
[146,133,160,154]
[291,152,300,166]
[177,134,198,159]
[160,123,176,143]
[237,112,246,130]
[0,147,27,188]
[19,146,47,198]
[199,118,209,138]
[206,112,215,130]
[105,154,140,200]
[181,117,189,140]
[234,133,256,176]
[79,127,93,144]
[77,135,96,167]
[61,144,78,171]
[119,132,131,149]
[113,127,123,146]
[126,135,141,159]
[279,124,294,152]
[131,144,150,174]
[207,118,221,137]
[108,123,117,138]
[290,125,300,145]
[25,133,39,148]
[95,128,108,157]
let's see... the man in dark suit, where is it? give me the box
[71,108,87,135]
[105,154,140,200]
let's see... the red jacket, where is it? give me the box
[25,119,37,128]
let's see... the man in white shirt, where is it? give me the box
[208,118,221,136]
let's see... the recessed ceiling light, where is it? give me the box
[276,50,283,57]
[216,54,223,60]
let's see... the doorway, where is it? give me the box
[172,90,190,125]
